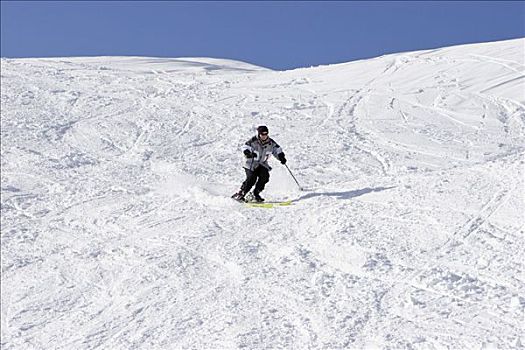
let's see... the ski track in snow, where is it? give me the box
[1,40,525,349]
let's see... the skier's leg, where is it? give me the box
[253,167,270,200]
[241,168,258,193]
[233,168,257,200]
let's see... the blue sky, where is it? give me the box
[1,1,524,70]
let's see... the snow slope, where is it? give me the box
[1,39,524,349]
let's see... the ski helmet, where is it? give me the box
[257,125,269,134]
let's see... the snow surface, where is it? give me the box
[1,39,525,349]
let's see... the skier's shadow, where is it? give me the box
[293,186,396,202]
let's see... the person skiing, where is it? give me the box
[232,125,286,202]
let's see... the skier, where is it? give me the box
[232,125,287,202]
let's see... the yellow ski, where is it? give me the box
[245,200,293,208]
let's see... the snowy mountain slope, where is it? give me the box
[1,39,524,349]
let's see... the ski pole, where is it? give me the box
[284,164,304,191]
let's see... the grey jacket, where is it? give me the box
[242,136,284,171]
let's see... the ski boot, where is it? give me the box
[253,191,265,202]
[231,190,246,202]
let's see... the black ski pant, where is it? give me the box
[241,166,270,194]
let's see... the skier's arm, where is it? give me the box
[242,138,257,158]
[272,142,286,164]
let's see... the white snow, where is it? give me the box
[1,38,524,349]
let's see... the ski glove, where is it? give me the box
[244,149,257,158]
[278,152,287,165]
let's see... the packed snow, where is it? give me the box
[1,38,524,349]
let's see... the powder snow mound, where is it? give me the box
[1,38,524,349]
[1,55,270,75]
